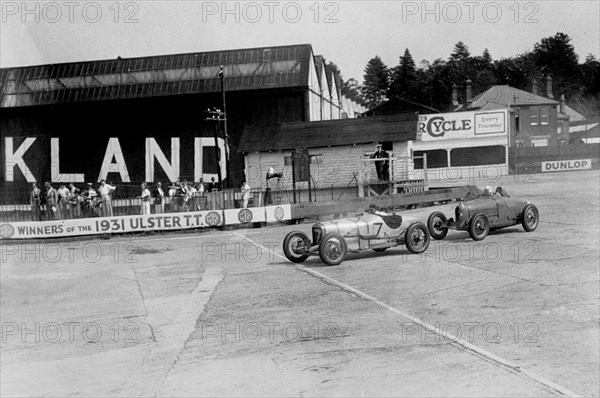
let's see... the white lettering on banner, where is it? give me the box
[145,138,180,182]
[418,110,507,141]
[50,138,85,183]
[98,138,130,182]
[541,159,592,172]
[194,137,227,182]
[4,137,37,182]
[0,205,294,240]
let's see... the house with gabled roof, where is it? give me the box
[451,77,584,147]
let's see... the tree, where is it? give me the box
[388,49,418,101]
[362,56,389,108]
[450,41,471,62]
[532,32,580,98]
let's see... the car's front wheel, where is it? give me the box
[521,204,539,232]
[319,233,347,266]
[427,211,448,240]
[468,213,489,241]
[283,231,310,263]
[405,223,430,254]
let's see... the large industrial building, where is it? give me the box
[0,44,366,203]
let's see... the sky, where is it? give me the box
[1,0,599,82]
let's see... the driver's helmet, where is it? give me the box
[483,186,493,196]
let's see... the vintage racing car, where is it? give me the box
[427,187,539,241]
[283,209,430,266]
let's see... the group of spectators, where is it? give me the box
[29,180,116,221]
[29,177,252,221]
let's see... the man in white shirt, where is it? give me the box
[241,181,251,208]
[139,183,152,215]
[98,180,116,217]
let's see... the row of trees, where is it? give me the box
[336,33,599,116]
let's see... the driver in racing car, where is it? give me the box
[368,204,389,216]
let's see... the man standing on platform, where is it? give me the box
[98,180,116,217]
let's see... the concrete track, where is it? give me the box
[1,170,598,397]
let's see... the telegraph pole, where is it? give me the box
[204,108,224,189]
[219,65,231,189]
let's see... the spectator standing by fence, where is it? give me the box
[68,184,81,218]
[58,183,70,218]
[241,180,251,208]
[139,183,152,215]
[30,183,41,221]
[98,180,116,217]
[153,182,165,214]
[45,182,59,220]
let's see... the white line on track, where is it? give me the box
[232,231,581,398]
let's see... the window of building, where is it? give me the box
[450,146,506,167]
[530,136,549,147]
[515,115,520,133]
[530,109,538,126]
[540,107,549,125]
[413,149,448,169]
[310,154,323,164]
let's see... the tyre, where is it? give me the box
[318,233,347,266]
[427,211,448,240]
[405,223,430,254]
[521,204,539,232]
[283,231,310,263]
[468,213,489,241]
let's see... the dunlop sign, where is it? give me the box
[541,159,592,172]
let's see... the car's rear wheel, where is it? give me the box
[427,211,448,240]
[521,204,539,232]
[405,223,430,254]
[319,233,347,266]
[468,213,489,241]
[283,231,310,263]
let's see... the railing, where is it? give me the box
[0,179,427,222]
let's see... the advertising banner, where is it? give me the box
[265,205,292,223]
[418,110,507,141]
[223,208,267,225]
[0,210,224,240]
[541,159,592,172]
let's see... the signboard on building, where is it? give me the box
[541,159,592,172]
[418,110,507,141]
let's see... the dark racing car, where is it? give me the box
[283,208,430,266]
[426,186,539,241]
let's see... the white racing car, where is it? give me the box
[283,209,430,266]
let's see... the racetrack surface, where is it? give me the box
[1,170,599,397]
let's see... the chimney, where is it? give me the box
[452,83,458,106]
[531,79,538,95]
[465,79,472,107]
[559,94,566,114]
[546,75,554,99]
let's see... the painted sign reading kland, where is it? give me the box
[541,159,592,172]
[2,136,227,184]
[418,110,507,141]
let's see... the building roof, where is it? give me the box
[239,113,418,153]
[0,44,315,108]
[455,85,559,112]
[364,98,439,116]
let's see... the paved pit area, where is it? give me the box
[1,170,599,397]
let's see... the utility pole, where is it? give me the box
[204,107,225,189]
[219,65,231,189]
